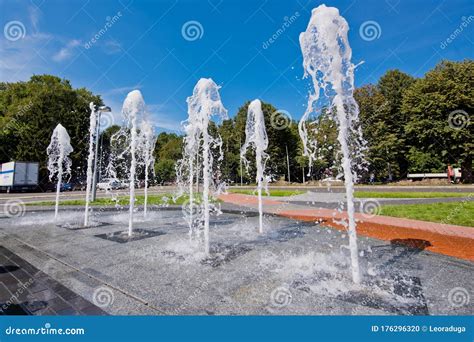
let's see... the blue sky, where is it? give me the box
[1,0,473,132]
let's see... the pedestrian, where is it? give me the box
[447,164,454,184]
[369,172,375,184]
[387,163,393,183]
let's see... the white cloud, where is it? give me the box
[0,8,82,80]
[103,40,122,54]
[103,85,141,96]
[52,39,81,62]
[0,32,53,82]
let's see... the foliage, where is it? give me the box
[152,132,183,183]
[406,147,444,173]
[155,158,177,184]
[2,60,472,185]
[219,101,300,184]
[355,70,415,181]
[402,60,473,182]
[0,75,102,184]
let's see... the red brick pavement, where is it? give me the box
[219,193,474,261]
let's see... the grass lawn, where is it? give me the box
[28,194,204,206]
[228,189,305,197]
[379,201,474,227]
[355,191,473,199]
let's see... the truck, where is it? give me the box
[0,161,39,192]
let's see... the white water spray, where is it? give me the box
[139,119,156,218]
[84,103,97,227]
[178,78,227,255]
[122,90,145,236]
[47,124,73,220]
[241,99,269,234]
[299,4,367,283]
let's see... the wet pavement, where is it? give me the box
[0,208,472,316]
[0,246,106,315]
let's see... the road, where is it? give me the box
[0,186,175,205]
[0,184,472,205]
[233,185,474,193]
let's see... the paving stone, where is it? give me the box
[28,289,57,302]
[0,303,30,315]
[0,246,108,316]
[95,229,166,244]
[69,296,95,310]
[55,307,80,315]
[47,297,73,312]
[80,306,107,315]
[1,208,473,316]
[56,288,79,301]
[23,300,48,313]
[28,280,50,294]
[0,274,20,287]
[0,283,13,301]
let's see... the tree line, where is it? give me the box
[0,59,472,186]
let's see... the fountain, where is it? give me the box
[1,4,471,318]
[177,78,228,255]
[106,90,146,237]
[84,103,97,227]
[241,99,269,234]
[139,119,156,218]
[47,124,73,220]
[122,90,145,236]
[298,4,368,283]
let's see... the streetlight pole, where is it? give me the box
[286,144,291,183]
[239,137,243,186]
[91,105,111,202]
[98,132,104,184]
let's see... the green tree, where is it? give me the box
[355,70,415,181]
[155,159,176,184]
[402,60,473,183]
[0,75,102,185]
[221,101,300,184]
[152,132,183,183]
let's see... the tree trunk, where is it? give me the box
[461,155,473,184]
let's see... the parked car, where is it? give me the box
[43,182,73,192]
[97,180,122,191]
[62,182,74,191]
